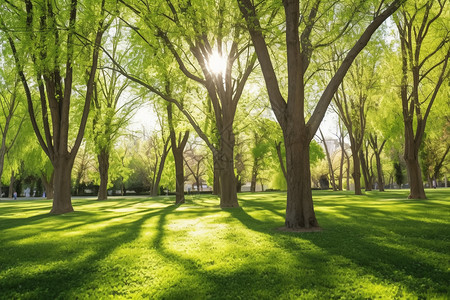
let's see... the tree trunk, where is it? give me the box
[51,156,74,214]
[345,152,351,191]
[9,171,15,198]
[284,129,319,229]
[42,171,54,199]
[375,151,384,191]
[173,146,185,204]
[151,139,170,197]
[213,155,221,195]
[319,129,336,191]
[97,149,109,200]
[351,145,362,195]
[250,160,257,193]
[218,129,238,208]
[359,149,372,191]
[275,141,287,180]
[338,145,344,191]
[405,156,426,199]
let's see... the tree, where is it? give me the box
[92,27,140,200]
[113,0,257,208]
[0,76,26,197]
[184,139,208,193]
[368,133,387,191]
[394,0,450,199]
[238,0,403,229]
[318,129,337,191]
[1,0,112,213]
[333,47,380,194]
[167,102,189,204]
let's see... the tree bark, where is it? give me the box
[350,143,362,195]
[338,131,345,191]
[173,145,185,204]
[319,129,336,191]
[171,132,189,205]
[9,171,15,198]
[284,129,319,229]
[213,157,221,195]
[375,152,385,191]
[51,155,74,214]
[405,156,426,198]
[97,149,109,200]
[275,142,287,180]
[152,139,170,197]
[359,149,372,191]
[42,171,54,199]
[250,159,257,193]
[218,128,238,207]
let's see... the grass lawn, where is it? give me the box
[0,189,449,299]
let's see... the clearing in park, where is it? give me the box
[0,189,449,299]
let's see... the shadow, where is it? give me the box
[230,193,450,297]
[0,202,173,299]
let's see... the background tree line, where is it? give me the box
[0,0,448,230]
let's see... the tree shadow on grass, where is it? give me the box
[0,203,176,299]
[148,205,338,299]
[232,195,450,297]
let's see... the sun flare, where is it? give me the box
[208,51,227,75]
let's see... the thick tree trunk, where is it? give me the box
[97,149,109,201]
[284,130,319,229]
[51,156,74,214]
[405,156,426,199]
[218,130,238,208]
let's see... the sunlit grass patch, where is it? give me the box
[0,189,449,299]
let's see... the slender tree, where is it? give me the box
[394,0,450,199]
[0,78,25,197]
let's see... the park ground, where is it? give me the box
[0,189,449,299]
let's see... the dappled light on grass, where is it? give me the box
[0,190,449,298]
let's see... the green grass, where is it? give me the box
[0,189,449,299]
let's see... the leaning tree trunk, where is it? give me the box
[173,147,185,204]
[97,149,110,201]
[250,160,257,193]
[218,128,238,208]
[374,152,384,191]
[359,149,372,191]
[284,129,319,229]
[51,155,74,214]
